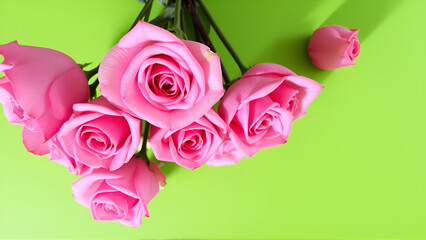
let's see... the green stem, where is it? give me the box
[143,0,154,21]
[141,121,151,159]
[196,0,248,74]
[172,0,186,39]
[130,0,154,31]
[135,121,151,162]
[184,0,230,84]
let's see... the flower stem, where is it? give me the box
[141,121,150,157]
[143,0,154,21]
[129,0,154,31]
[172,0,186,39]
[191,0,202,42]
[135,121,151,162]
[196,0,248,74]
[184,0,230,84]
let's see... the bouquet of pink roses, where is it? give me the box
[0,0,359,227]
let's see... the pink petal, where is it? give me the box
[105,160,139,199]
[99,44,145,115]
[118,21,181,49]
[243,62,296,79]
[206,138,245,167]
[0,62,13,72]
[218,74,283,125]
[281,75,323,120]
[149,161,167,187]
[0,77,23,125]
[149,126,174,162]
[72,171,122,207]
[22,127,52,155]
[133,159,160,218]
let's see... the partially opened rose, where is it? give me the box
[308,25,360,69]
[0,41,89,155]
[56,96,141,171]
[72,158,162,227]
[99,21,224,130]
[150,109,227,170]
[218,63,323,157]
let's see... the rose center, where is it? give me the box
[89,137,107,150]
[101,202,125,219]
[79,126,112,156]
[182,133,203,151]
[251,114,275,135]
[350,40,360,60]
[147,62,183,100]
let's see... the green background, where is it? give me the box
[1,0,425,239]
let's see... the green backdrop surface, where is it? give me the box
[0,0,425,239]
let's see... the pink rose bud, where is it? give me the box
[308,25,360,70]
[0,41,90,155]
[99,21,224,130]
[55,96,141,172]
[218,63,323,157]
[150,109,227,170]
[72,158,162,227]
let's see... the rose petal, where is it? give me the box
[280,75,323,120]
[22,127,52,155]
[133,159,160,218]
[72,172,122,207]
[0,41,89,140]
[206,138,245,167]
[149,161,167,187]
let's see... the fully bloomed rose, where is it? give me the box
[218,63,323,157]
[72,158,162,227]
[150,109,227,170]
[0,41,89,155]
[56,96,141,171]
[308,25,360,69]
[99,21,224,130]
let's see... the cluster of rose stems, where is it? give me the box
[85,0,248,164]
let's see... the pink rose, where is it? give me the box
[150,109,227,170]
[308,25,360,69]
[72,158,161,227]
[218,63,323,157]
[0,41,89,155]
[99,21,224,130]
[56,96,141,171]
[206,137,245,167]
